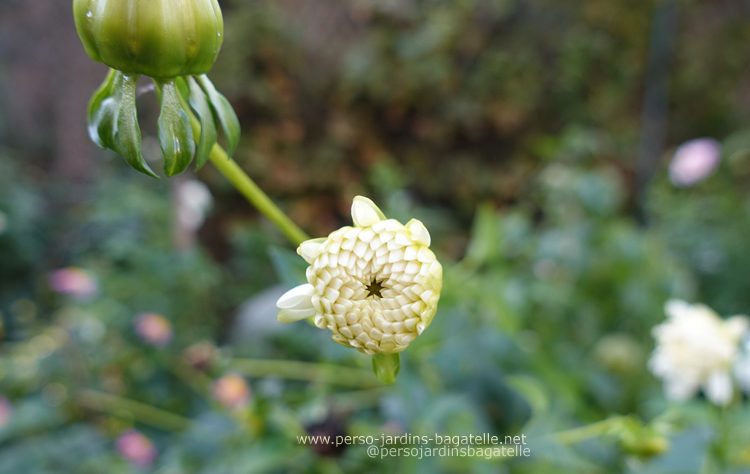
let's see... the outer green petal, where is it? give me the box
[196,75,240,156]
[157,80,196,176]
[187,76,218,169]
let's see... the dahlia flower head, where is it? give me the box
[276,197,443,355]
[649,299,749,406]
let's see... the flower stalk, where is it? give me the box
[181,98,309,246]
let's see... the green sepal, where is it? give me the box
[372,353,400,385]
[87,69,117,148]
[175,77,191,104]
[156,80,196,177]
[90,72,159,178]
[196,75,240,157]
[187,77,218,170]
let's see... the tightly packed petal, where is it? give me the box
[276,196,443,355]
[649,299,749,406]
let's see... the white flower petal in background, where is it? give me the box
[176,179,213,231]
[705,371,733,406]
[649,299,747,405]
[662,376,700,402]
[664,299,692,320]
[668,138,721,188]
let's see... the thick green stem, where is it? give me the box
[181,101,309,246]
[208,146,309,245]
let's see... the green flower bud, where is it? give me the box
[74,0,240,178]
[73,0,224,79]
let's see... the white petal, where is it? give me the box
[664,377,700,402]
[297,238,327,264]
[664,299,691,320]
[705,371,733,406]
[278,307,316,324]
[725,316,750,339]
[277,284,315,310]
[405,219,431,246]
[277,283,317,323]
[351,196,386,227]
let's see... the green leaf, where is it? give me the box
[87,69,117,148]
[157,80,195,177]
[197,75,240,157]
[90,72,158,178]
[372,353,401,385]
[187,77,218,169]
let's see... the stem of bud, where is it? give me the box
[181,106,309,246]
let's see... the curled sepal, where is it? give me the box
[87,69,117,148]
[197,75,240,157]
[157,80,196,177]
[372,353,400,385]
[187,77,218,169]
[89,71,158,178]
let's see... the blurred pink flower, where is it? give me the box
[668,138,722,187]
[0,397,13,428]
[134,313,173,347]
[48,267,97,300]
[212,374,252,409]
[115,429,157,467]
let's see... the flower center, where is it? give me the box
[365,279,385,299]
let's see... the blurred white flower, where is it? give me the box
[649,299,748,406]
[176,179,213,231]
[668,138,721,187]
[276,196,443,355]
[48,268,98,300]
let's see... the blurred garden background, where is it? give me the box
[3,0,750,472]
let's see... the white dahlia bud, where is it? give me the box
[276,196,443,355]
